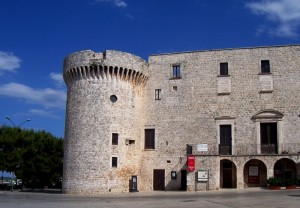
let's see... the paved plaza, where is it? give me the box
[0,188,300,208]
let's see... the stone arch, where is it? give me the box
[109,66,113,79]
[132,70,136,83]
[76,67,81,79]
[80,66,85,79]
[99,65,104,79]
[114,67,118,80]
[128,69,132,81]
[104,66,108,79]
[119,67,123,80]
[94,66,99,79]
[140,73,144,82]
[133,70,138,83]
[243,159,267,187]
[251,109,284,120]
[89,65,95,79]
[220,159,237,188]
[84,66,89,79]
[124,68,128,80]
[274,158,297,181]
[69,69,75,80]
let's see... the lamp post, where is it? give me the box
[5,116,30,128]
[5,116,31,192]
[0,145,4,186]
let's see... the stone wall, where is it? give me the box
[141,45,300,191]
[63,45,300,194]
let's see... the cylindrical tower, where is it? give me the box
[62,50,148,194]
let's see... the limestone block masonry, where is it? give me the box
[63,45,300,194]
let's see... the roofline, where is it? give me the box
[149,44,300,57]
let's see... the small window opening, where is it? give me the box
[172,65,181,78]
[155,89,161,100]
[112,133,118,145]
[145,129,155,149]
[110,95,118,103]
[261,60,270,73]
[112,157,118,167]
[171,171,177,179]
[126,139,135,145]
[220,62,228,75]
[172,86,177,91]
[186,144,193,154]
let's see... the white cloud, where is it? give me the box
[29,109,61,119]
[246,0,300,37]
[0,51,21,73]
[94,0,127,8]
[0,82,66,109]
[50,72,64,87]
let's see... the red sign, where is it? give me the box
[187,155,195,172]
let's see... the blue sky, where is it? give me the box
[0,0,299,138]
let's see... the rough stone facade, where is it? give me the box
[63,45,300,194]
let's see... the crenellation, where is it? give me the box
[63,45,300,194]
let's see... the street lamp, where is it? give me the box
[5,116,30,128]
[5,116,31,191]
[0,145,4,186]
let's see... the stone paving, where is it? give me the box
[1,188,300,208]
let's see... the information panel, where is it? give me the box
[197,170,209,182]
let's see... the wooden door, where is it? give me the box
[220,125,232,155]
[153,169,165,191]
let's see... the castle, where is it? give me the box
[62,45,300,194]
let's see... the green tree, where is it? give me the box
[0,126,63,188]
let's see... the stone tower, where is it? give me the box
[62,50,148,194]
[63,45,300,194]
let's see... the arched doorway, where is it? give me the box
[274,158,296,181]
[244,159,267,187]
[220,159,237,188]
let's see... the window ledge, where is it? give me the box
[217,75,230,77]
[259,90,273,94]
[217,93,231,96]
[258,73,272,75]
[169,77,182,80]
[144,149,156,151]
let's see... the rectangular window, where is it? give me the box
[261,60,270,73]
[186,144,193,154]
[112,133,118,145]
[220,62,228,75]
[172,65,181,78]
[112,157,118,167]
[219,125,232,155]
[145,129,155,149]
[260,123,277,154]
[155,89,161,100]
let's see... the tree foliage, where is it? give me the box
[0,126,63,188]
